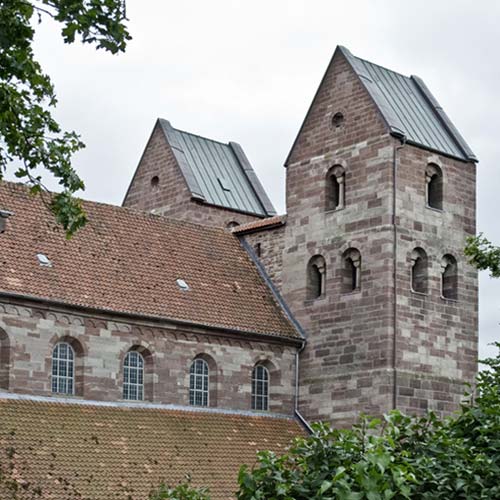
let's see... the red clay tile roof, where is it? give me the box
[231,215,286,234]
[0,397,303,499]
[0,182,299,339]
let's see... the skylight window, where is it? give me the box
[218,176,231,192]
[176,278,190,291]
[36,253,52,267]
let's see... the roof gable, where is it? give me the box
[0,182,299,340]
[339,46,477,162]
[159,119,277,216]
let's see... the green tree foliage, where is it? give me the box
[150,479,210,500]
[465,234,500,278]
[0,0,130,236]
[236,345,500,500]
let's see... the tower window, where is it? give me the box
[342,248,361,293]
[411,248,428,294]
[426,164,443,210]
[331,112,345,129]
[189,358,209,407]
[52,342,75,395]
[251,364,269,411]
[307,255,326,300]
[441,254,458,300]
[326,165,345,211]
[150,175,159,190]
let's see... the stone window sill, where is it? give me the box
[440,295,458,303]
[425,205,444,213]
[410,289,428,297]
[325,206,345,215]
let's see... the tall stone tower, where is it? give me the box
[282,46,478,426]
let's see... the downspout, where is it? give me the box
[295,340,313,433]
[392,136,406,410]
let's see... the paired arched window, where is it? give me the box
[51,342,75,395]
[426,163,443,210]
[411,248,428,294]
[326,166,345,211]
[441,254,458,300]
[307,255,326,299]
[342,248,361,292]
[251,364,269,411]
[189,358,209,407]
[123,350,144,401]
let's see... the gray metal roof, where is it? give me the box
[159,119,276,216]
[339,47,477,162]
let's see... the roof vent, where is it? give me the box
[36,253,52,267]
[0,210,13,233]
[176,278,190,291]
[217,177,231,192]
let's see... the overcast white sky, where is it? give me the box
[8,0,500,359]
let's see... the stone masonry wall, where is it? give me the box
[393,145,477,415]
[243,225,286,292]
[122,123,261,228]
[0,299,296,415]
[283,49,396,426]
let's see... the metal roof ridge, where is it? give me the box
[0,391,295,419]
[168,122,231,147]
[410,75,478,162]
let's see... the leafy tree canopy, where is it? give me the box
[465,234,500,278]
[0,0,130,236]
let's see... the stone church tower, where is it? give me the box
[281,46,478,425]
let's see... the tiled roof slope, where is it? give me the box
[339,47,477,162]
[159,119,277,216]
[0,182,299,339]
[232,215,287,234]
[0,397,302,500]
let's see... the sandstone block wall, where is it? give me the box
[0,299,296,415]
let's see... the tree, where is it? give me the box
[465,234,500,278]
[0,0,131,236]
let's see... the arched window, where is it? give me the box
[189,358,209,407]
[426,163,443,210]
[326,165,345,211]
[342,248,361,293]
[51,342,75,395]
[307,255,326,300]
[411,248,428,294]
[251,364,269,411]
[226,221,240,229]
[0,329,10,390]
[441,254,458,300]
[123,351,144,401]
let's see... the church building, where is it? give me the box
[0,46,478,499]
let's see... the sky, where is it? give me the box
[6,0,500,359]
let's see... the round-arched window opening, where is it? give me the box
[150,175,160,190]
[331,112,345,129]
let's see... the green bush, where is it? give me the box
[150,479,210,500]
[237,345,500,500]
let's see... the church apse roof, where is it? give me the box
[0,182,300,340]
[0,395,302,500]
[339,46,477,162]
[159,119,277,217]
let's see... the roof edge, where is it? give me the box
[158,119,206,200]
[229,142,277,216]
[0,291,304,345]
[410,75,478,163]
[238,237,307,340]
[0,391,295,420]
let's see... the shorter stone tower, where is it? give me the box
[123,119,276,227]
[280,46,478,426]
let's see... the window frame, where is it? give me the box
[123,350,145,401]
[189,357,210,407]
[251,364,270,411]
[425,163,444,211]
[51,341,75,396]
[325,165,345,212]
